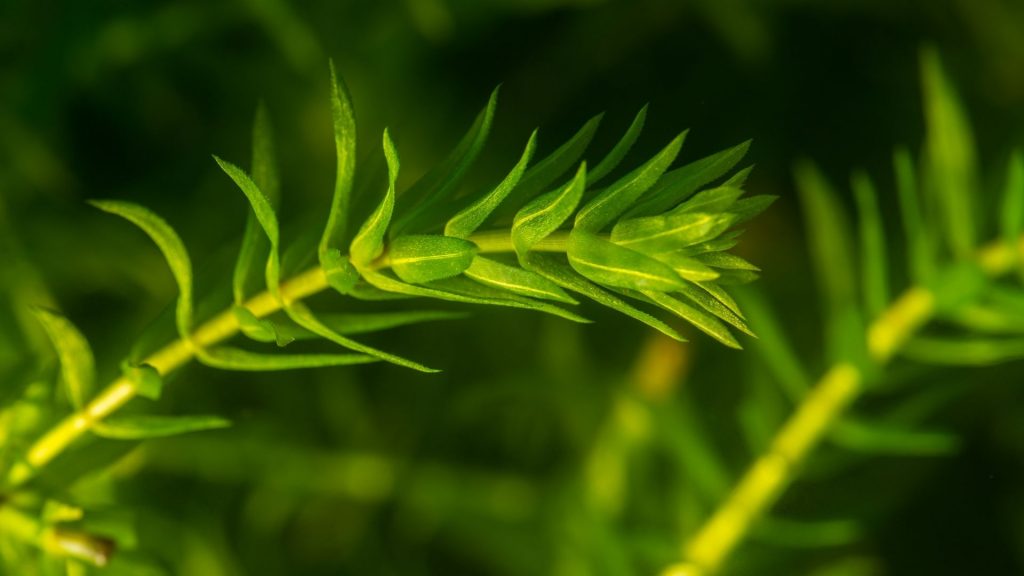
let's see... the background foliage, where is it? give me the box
[2,0,1024,574]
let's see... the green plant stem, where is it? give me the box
[3,228,554,489]
[0,503,115,566]
[661,235,1024,576]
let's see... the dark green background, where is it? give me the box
[2,1,1023,574]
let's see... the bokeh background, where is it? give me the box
[2,0,1024,574]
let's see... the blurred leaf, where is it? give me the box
[511,162,586,257]
[611,212,734,254]
[444,130,537,239]
[903,335,1024,366]
[734,287,811,401]
[830,417,960,455]
[568,232,684,292]
[94,414,230,440]
[627,139,750,218]
[794,161,858,362]
[893,147,935,283]
[752,516,861,549]
[921,47,978,259]
[32,308,94,408]
[233,104,279,304]
[392,87,499,236]
[1001,150,1024,276]
[389,235,477,283]
[852,171,889,317]
[575,133,684,233]
[523,252,684,341]
[465,256,576,303]
[121,363,162,401]
[589,105,647,185]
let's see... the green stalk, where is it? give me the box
[0,504,115,566]
[3,229,552,488]
[661,235,1024,576]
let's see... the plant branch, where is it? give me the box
[3,228,554,489]
[0,503,115,567]
[661,234,1024,576]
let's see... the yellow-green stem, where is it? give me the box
[0,504,115,566]
[4,228,541,488]
[662,235,1024,576]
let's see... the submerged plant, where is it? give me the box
[0,63,766,571]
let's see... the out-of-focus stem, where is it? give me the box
[662,234,1024,576]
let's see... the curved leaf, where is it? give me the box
[33,308,94,408]
[568,232,684,292]
[464,256,576,303]
[319,60,358,261]
[589,105,647,185]
[351,130,399,266]
[388,234,477,284]
[511,162,586,257]
[611,212,734,253]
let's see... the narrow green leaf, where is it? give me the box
[251,102,281,203]
[903,335,1024,366]
[588,105,647,185]
[921,47,977,259]
[851,171,889,317]
[677,230,744,256]
[233,306,293,347]
[652,252,720,282]
[444,130,538,238]
[753,517,861,549]
[32,308,94,408]
[674,186,744,214]
[793,161,856,314]
[893,147,934,283]
[225,136,436,373]
[93,414,231,440]
[319,60,357,261]
[427,276,589,323]
[696,281,741,316]
[575,133,684,232]
[121,363,162,401]
[511,162,586,257]
[523,252,685,341]
[1001,150,1024,271]
[641,290,741,348]
[733,287,811,401]
[276,310,468,339]
[676,282,754,337]
[568,232,684,292]
[722,165,754,188]
[197,347,377,371]
[830,418,960,455]
[281,302,440,373]
[730,195,777,225]
[233,104,280,304]
[626,139,751,218]
[89,200,194,338]
[322,248,360,295]
[697,252,759,271]
[392,87,499,236]
[214,155,281,293]
[500,113,603,216]
[351,130,399,266]
[611,212,734,253]
[464,256,576,303]
[388,235,477,283]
